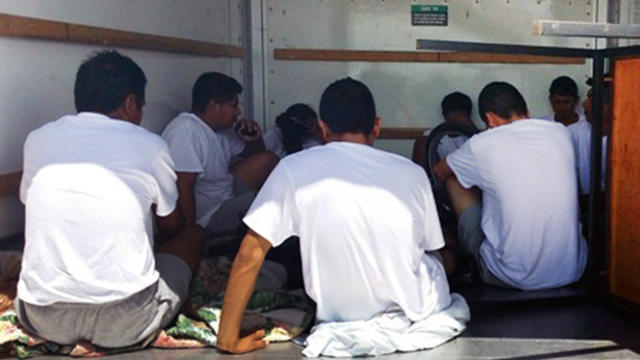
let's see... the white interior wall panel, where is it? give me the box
[0,0,244,237]
[263,0,597,155]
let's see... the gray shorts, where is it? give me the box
[205,191,255,238]
[458,204,512,288]
[15,254,191,348]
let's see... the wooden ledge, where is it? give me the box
[379,127,428,140]
[274,48,584,64]
[0,13,243,58]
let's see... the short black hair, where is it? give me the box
[74,50,146,114]
[276,103,318,155]
[478,82,529,123]
[549,76,578,99]
[441,92,472,116]
[319,77,376,135]
[191,72,242,113]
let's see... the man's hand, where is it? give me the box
[234,119,262,143]
[216,229,272,354]
[217,329,268,354]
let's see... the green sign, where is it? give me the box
[411,5,448,26]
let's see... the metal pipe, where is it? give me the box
[587,54,605,296]
[416,39,592,58]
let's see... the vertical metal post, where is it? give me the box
[245,0,268,126]
[587,53,605,295]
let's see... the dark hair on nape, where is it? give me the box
[74,50,147,114]
[276,103,318,155]
[319,77,376,135]
[441,92,472,116]
[549,76,578,99]
[478,81,529,123]
[191,72,242,113]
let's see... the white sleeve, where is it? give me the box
[446,139,482,189]
[242,162,298,247]
[19,133,35,204]
[422,179,445,251]
[163,125,205,173]
[152,143,179,217]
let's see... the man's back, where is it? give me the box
[244,142,451,322]
[448,119,587,289]
[19,112,178,305]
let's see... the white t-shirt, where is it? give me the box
[18,112,178,306]
[244,142,451,323]
[567,118,607,194]
[162,113,245,227]
[263,127,321,158]
[540,114,558,122]
[447,119,587,290]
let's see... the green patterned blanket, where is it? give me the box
[0,257,314,358]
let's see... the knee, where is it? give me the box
[255,150,279,171]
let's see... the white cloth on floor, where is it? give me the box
[302,293,469,358]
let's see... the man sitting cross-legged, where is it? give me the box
[215,78,469,357]
[162,72,278,243]
[16,50,204,348]
[434,81,587,290]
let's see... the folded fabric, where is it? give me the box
[302,293,470,358]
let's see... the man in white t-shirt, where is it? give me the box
[412,92,478,169]
[434,82,587,290]
[542,76,584,126]
[16,51,203,347]
[162,73,278,241]
[215,78,466,355]
[541,76,595,197]
[573,75,612,201]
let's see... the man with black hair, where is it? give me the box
[16,50,203,347]
[412,91,477,169]
[162,72,278,242]
[543,76,584,126]
[216,78,468,356]
[434,81,587,290]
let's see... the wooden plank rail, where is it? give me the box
[0,129,421,199]
[378,127,428,139]
[0,172,21,198]
[274,48,585,64]
[0,13,243,58]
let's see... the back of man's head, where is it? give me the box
[441,92,472,116]
[319,77,376,135]
[478,82,528,123]
[191,72,242,113]
[74,50,146,114]
[549,76,578,99]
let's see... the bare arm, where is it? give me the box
[216,229,273,354]
[242,139,266,157]
[176,172,198,228]
[433,158,455,185]
[412,136,429,169]
[154,205,185,237]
